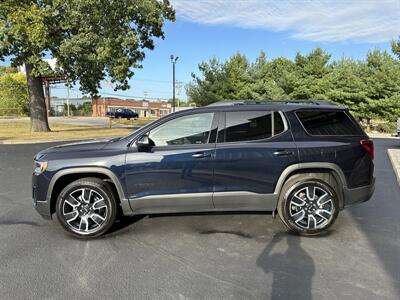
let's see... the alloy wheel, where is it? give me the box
[62,188,109,234]
[288,185,335,230]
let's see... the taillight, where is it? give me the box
[360,139,374,160]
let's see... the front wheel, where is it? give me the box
[278,174,339,236]
[56,178,117,238]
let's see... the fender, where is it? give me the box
[273,162,347,209]
[46,167,134,216]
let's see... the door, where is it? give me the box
[213,110,298,210]
[125,112,218,214]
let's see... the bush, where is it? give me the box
[375,122,397,134]
[0,72,29,116]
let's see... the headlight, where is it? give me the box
[34,161,48,175]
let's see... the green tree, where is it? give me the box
[392,37,400,60]
[223,53,252,99]
[265,56,296,97]
[247,53,291,100]
[186,58,230,106]
[78,101,92,116]
[326,59,369,118]
[364,50,400,100]
[0,0,175,131]
[0,72,29,116]
[289,48,332,100]
[187,46,400,128]
[361,50,400,121]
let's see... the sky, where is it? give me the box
[2,0,400,100]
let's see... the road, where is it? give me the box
[0,138,399,299]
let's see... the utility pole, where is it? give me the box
[170,54,179,113]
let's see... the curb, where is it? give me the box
[369,134,399,140]
[387,149,400,186]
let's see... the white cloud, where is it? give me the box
[171,0,400,43]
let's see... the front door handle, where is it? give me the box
[192,152,211,158]
[273,150,294,157]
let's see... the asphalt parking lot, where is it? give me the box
[0,138,399,299]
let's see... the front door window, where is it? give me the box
[148,113,215,146]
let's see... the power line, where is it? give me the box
[52,85,172,95]
[52,86,169,100]
[133,78,174,84]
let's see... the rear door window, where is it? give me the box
[296,110,362,136]
[218,111,286,143]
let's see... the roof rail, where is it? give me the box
[207,99,335,106]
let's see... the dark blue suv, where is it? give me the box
[32,100,375,238]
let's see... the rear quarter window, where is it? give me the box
[296,110,363,136]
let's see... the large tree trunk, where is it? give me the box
[26,63,50,132]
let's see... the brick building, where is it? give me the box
[92,98,172,118]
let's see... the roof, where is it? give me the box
[200,99,347,111]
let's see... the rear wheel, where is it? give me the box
[278,173,339,235]
[56,177,117,238]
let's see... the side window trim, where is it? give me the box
[276,111,289,134]
[216,111,226,143]
[207,111,220,144]
[271,111,275,136]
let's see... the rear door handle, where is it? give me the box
[273,150,294,157]
[192,152,211,158]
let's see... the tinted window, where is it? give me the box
[149,113,215,146]
[274,112,285,135]
[221,111,272,142]
[296,110,362,135]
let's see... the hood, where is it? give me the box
[34,138,121,160]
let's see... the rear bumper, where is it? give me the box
[343,177,375,208]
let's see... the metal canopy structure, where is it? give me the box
[42,76,67,117]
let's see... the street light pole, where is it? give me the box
[170,54,179,113]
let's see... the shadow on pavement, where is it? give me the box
[106,215,147,235]
[348,138,400,297]
[257,232,315,300]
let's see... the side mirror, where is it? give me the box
[136,135,154,150]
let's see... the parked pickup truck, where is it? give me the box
[106,108,138,120]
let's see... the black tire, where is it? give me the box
[56,177,117,239]
[277,173,339,236]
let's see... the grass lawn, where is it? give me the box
[0,122,136,143]
[115,117,158,126]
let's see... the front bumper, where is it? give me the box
[33,199,52,219]
[32,174,52,219]
[343,177,375,208]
